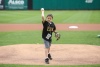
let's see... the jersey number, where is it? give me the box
[46,34,51,39]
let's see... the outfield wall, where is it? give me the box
[0,0,28,10]
[0,0,100,10]
[33,0,100,10]
[5,0,28,10]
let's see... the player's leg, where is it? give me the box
[48,43,52,60]
[45,48,49,58]
[48,48,50,53]
[43,39,50,64]
[45,48,49,64]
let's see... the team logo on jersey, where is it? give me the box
[47,26,54,31]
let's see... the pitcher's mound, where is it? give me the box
[0,44,100,65]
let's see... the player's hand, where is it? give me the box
[41,8,44,12]
[41,8,44,16]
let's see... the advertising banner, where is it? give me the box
[0,0,4,9]
[5,0,27,9]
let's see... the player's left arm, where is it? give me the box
[53,25,61,41]
[53,23,57,33]
[53,30,57,33]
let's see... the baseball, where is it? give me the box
[41,8,44,11]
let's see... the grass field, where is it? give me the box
[0,10,100,24]
[0,10,100,67]
[0,31,100,46]
[0,64,100,67]
[0,31,100,67]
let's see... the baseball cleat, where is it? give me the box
[45,58,49,64]
[48,54,52,60]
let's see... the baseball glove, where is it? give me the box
[55,32,61,41]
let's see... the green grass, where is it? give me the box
[0,31,100,46]
[0,10,100,24]
[0,64,100,67]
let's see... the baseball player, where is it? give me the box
[41,8,60,64]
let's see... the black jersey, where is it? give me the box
[42,21,56,42]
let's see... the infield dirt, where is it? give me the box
[0,44,100,65]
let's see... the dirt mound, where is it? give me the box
[0,44,100,65]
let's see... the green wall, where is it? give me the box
[33,0,100,10]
